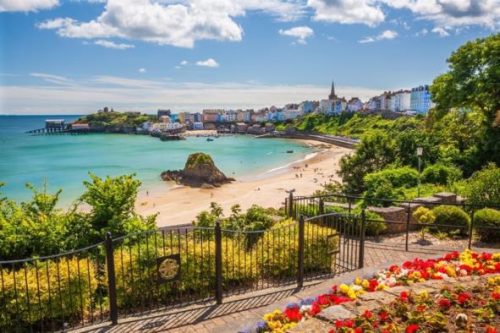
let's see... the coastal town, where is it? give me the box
[34,82,433,139]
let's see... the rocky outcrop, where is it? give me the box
[161,152,235,187]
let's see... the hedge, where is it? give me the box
[432,205,470,236]
[474,208,500,242]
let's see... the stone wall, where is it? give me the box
[368,192,459,234]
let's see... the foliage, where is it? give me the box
[358,209,386,236]
[339,131,396,194]
[0,174,155,260]
[430,33,500,170]
[462,163,500,208]
[362,167,419,206]
[0,257,98,331]
[432,205,470,236]
[77,111,156,131]
[412,207,436,240]
[474,208,500,242]
[257,221,337,278]
[421,163,462,185]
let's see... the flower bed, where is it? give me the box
[243,250,500,333]
[329,276,499,332]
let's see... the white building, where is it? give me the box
[390,90,411,112]
[319,99,334,114]
[346,98,363,112]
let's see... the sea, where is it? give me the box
[0,115,313,205]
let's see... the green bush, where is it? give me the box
[462,163,500,207]
[363,166,419,207]
[0,258,98,331]
[360,210,387,236]
[474,208,500,242]
[432,205,470,236]
[257,221,338,279]
[421,163,462,185]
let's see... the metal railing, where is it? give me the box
[285,192,500,252]
[0,213,364,332]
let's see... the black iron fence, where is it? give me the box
[285,192,500,252]
[0,213,363,332]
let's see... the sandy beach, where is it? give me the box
[136,140,353,227]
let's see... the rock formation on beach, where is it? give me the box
[161,152,235,187]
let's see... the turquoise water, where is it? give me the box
[0,116,312,204]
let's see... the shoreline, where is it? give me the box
[136,140,352,227]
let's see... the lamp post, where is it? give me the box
[417,147,423,197]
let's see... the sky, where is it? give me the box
[0,0,498,115]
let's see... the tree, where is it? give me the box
[338,131,396,194]
[79,173,154,237]
[463,163,500,207]
[430,33,500,169]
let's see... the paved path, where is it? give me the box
[74,243,494,333]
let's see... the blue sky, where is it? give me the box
[0,0,498,114]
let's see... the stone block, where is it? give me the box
[433,192,457,205]
[343,300,383,315]
[412,196,442,209]
[368,206,407,233]
[316,305,355,322]
[383,285,411,296]
[287,318,331,333]
[357,291,394,305]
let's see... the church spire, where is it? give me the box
[329,81,336,100]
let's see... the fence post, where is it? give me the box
[297,215,305,288]
[348,198,352,215]
[405,202,411,252]
[288,191,294,218]
[319,199,324,215]
[105,232,118,325]
[358,210,366,269]
[214,221,223,305]
[468,207,475,250]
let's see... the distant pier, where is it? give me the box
[26,119,91,135]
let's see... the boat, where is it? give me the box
[207,138,214,142]
[286,150,294,153]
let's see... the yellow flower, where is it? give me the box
[339,284,350,294]
[347,289,357,300]
[362,279,370,289]
[355,277,362,285]
[445,266,457,277]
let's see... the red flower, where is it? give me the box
[400,291,410,302]
[406,324,419,333]
[311,302,321,316]
[444,251,459,261]
[362,310,373,320]
[438,298,451,308]
[492,291,500,301]
[457,292,471,305]
[284,306,302,322]
[416,304,426,312]
[378,310,389,322]
[486,326,497,333]
[354,328,363,333]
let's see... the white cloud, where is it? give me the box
[1,75,384,115]
[94,39,135,49]
[432,26,450,37]
[196,58,219,68]
[30,72,74,85]
[307,0,385,27]
[36,0,304,48]
[180,60,188,66]
[279,26,314,44]
[0,0,58,12]
[138,68,146,73]
[416,28,429,36]
[382,0,500,29]
[359,29,398,43]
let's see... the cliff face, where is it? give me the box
[161,153,234,187]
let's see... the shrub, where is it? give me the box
[0,257,98,331]
[474,208,500,242]
[364,166,419,189]
[432,205,470,236]
[462,163,500,207]
[257,221,338,279]
[421,163,462,185]
[412,207,436,240]
[363,166,419,207]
